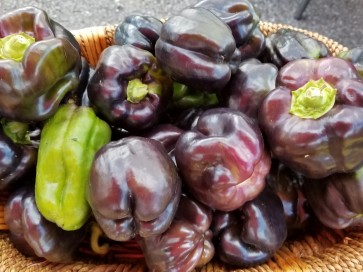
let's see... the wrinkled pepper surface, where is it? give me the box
[155,7,236,92]
[175,107,271,211]
[220,58,278,119]
[5,186,86,263]
[88,136,182,241]
[0,7,82,121]
[87,44,173,132]
[0,127,37,191]
[303,167,363,229]
[35,103,111,231]
[263,28,330,68]
[259,57,363,178]
[139,194,214,272]
[212,188,287,267]
[114,15,163,54]
[194,0,265,60]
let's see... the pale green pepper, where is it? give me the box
[35,103,111,231]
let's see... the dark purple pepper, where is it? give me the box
[262,28,330,68]
[139,194,214,272]
[87,44,173,132]
[194,0,265,60]
[114,15,163,54]
[303,167,363,229]
[220,58,278,119]
[155,7,236,92]
[0,128,37,191]
[88,136,182,241]
[259,57,363,178]
[175,107,270,211]
[212,188,287,267]
[5,186,86,263]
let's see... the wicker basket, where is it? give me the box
[1,22,362,272]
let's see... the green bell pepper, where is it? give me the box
[35,103,111,231]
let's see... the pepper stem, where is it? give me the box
[0,32,35,62]
[1,119,31,144]
[126,78,149,103]
[289,78,337,119]
[90,222,109,255]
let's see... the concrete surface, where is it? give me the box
[1,0,362,49]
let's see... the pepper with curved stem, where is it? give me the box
[90,221,110,255]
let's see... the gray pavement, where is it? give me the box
[1,0,362,49]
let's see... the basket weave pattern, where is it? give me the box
[0,23,361,272]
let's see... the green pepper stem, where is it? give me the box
[289,78,337,119]
[172,82,189,101]
[90,222,109,255]
[126,78,149,103]
[1,119,31,144]
[0,33,35,62]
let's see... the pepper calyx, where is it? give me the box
[289,78,337,119]
[1,119,31,144]
[126,78,149,103]
[0,32,35,62]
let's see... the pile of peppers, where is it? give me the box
[2,1,363,271]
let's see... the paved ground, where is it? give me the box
[1,0,362,49]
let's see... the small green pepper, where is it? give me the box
[35,103,111,231]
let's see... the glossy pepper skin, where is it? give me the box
[0,7,82,122]
[139,194,214,272]
[339,47,363,77]
[0,128,37,191]
[87,44,173,132]
[88,136,182,241]
[219,58,278,119]
[259,57,363,178]
[173,107,206,131]
[194,0,265,60]
[267,160,311,237]
[302,167,363,229]
[143,123,183,163]
[5,186,86,263]
[175,107,271,211]
[35,103,111,231]
[262,29,330,68]
[155,7,236,93]
[212,188,287,267]
[114,15,163,54]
